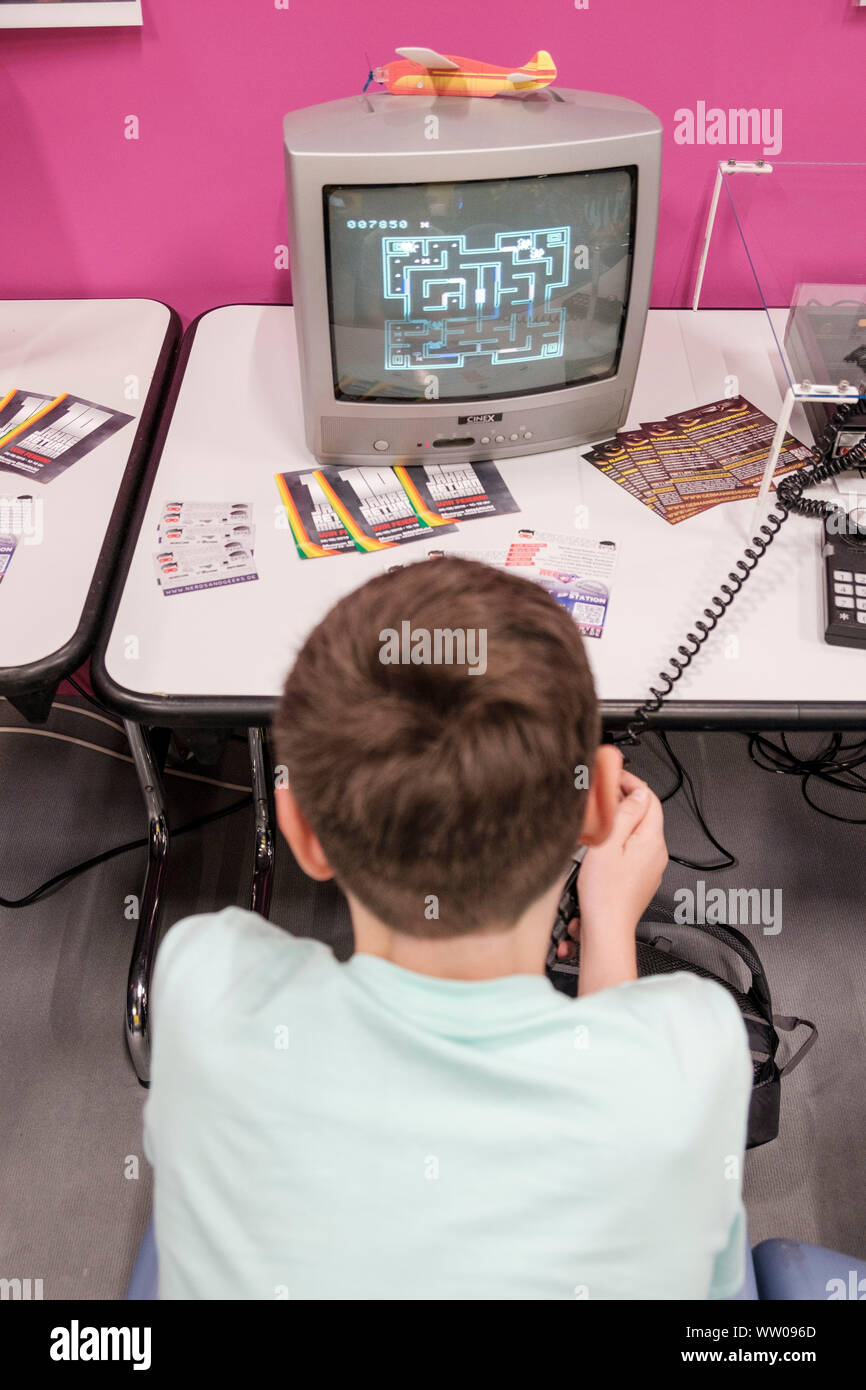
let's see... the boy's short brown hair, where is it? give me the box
[273,557,600,935]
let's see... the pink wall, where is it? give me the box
[2,0,864,323]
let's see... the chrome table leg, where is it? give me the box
[248,726,275,919]
[124,721,169,1086]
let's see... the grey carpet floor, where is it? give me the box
[0,698,863,1299]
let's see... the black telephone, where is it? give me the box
[618,390,866,743]
[822,510,866,648]
[545,389,866,964]
[545,850,583,979]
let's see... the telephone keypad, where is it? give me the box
[823,518,866,648]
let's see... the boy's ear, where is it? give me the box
[274,786,334,882]
[578,744,622,848]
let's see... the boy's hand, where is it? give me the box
[576,769,668,939]
[556,770,667,994]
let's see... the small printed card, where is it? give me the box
[0,532,17,587]
[159,500,254,529]
[157,519,256,550]
[505,529,618,639]
[152,501,258,596]
[376,530,618,640]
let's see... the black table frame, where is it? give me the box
[0,302,182,723]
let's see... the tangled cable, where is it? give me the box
[746,730,866,824]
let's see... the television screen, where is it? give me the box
[324,167,636,405]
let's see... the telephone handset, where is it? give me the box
[822,511,866,648]
[546,847,585,979]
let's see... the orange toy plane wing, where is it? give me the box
[373,47,557,98]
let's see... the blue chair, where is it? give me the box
[730,1243,758,1300]
[126,1224,864,1301]
[753,1238,866,1301]
[127,1219,158,1300]
[125,1220,761,1300]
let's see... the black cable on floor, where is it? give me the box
[652,732,736,870]
[618,730,736,871]
[745,731,866,825]
[64,674,123,724]
[0,794,252,909]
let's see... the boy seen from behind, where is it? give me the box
[145,557,752,1300]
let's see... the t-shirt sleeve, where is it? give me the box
[142,906,310,1164]
[708,1203,747,1300]
[696,981,752,1300]
[142,909,236,1165]
[669,975,753,1300]
[611,971,753,1299]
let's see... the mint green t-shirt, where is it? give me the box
[143,907,752,1300]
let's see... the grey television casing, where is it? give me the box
[283,89,662,467]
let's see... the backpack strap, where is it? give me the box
[642,914,773,1020]
[773,1014,818,1077]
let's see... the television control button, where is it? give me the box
[524,431,533,439]
[480,435,491,444]
[495,434,505,443]
[509,433,519,441]
[836,596,855,608]
[835,582,854,595]
[373,440,389,452]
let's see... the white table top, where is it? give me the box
[0,299,176,686]
[97,304,866,726]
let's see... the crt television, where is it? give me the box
[283,89,662,466]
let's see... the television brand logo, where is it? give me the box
[673,102,782,157]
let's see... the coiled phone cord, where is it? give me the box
[620,393,866,746]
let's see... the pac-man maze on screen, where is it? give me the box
[382,228,571,370]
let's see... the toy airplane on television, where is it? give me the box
[369,46,557,98]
